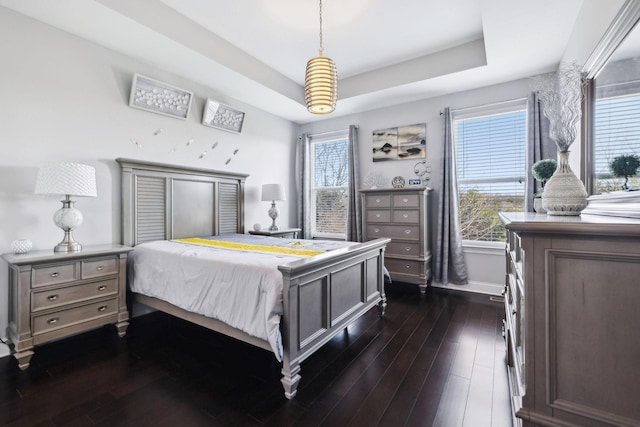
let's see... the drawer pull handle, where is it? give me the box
[96,265,104,271]
[512,310,517,316]
[374,228,380,233]
[402,198,408,203]
[405,265,411,269]
[50,272,60,278]
[98,306,107,312]
[47,317,59,325]
[403,214,408,218]
[404,229,411,235]
[405,247,411,252]
[47,294,59,301]
[375,198,381,203]
[375,214,381,218]
[97,285,107,291]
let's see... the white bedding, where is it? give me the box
[128,234,355,360]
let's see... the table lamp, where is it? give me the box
[261,183,285,231]
[35,162,97,252]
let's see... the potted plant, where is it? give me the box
[531,159,557,213]
[609,154,640,190]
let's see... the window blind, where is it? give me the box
[594,93,640,182]
[309,132,349,238]
[453,106,526,242]
[456,110,526,195]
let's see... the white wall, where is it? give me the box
[0,8,299,337]
[299,78,535,295]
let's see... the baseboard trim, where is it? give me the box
[431,280,502,296]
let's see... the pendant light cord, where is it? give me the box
[319,0,324,55]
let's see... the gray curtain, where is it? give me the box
[295,134,312,239]
[525,92,556,211]
[346,125,362,242]
[434,108,468,285]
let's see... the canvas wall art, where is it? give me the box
[129,74,193,120]
[202,99,245,134]
[373,123,426,162]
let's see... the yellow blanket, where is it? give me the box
[173,237,325,257]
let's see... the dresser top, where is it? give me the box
[2,244,133,266]
[499,212,640,237]
[360,187,431,194]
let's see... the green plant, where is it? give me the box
[609,154,640,190]
[531,158,557,197]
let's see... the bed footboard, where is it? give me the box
[278,237,389,399]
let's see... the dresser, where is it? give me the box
[2,245,132,369]
[361,187,431,292]
[499,212,640,427]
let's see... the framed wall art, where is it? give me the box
[129,74,193,120]
[373,123,426,162]
[202,99,245,134]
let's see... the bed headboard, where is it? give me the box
[117,158,248,246]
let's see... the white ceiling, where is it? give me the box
[1,0,585,124]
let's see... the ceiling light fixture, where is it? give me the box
[305,0,337,114]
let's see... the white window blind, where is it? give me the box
[594,93,640,192]
[309,131,349,239]
[453,103,526,242]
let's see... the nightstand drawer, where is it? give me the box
[386,258,422,275]
[392,210,420,223]
[386,241,420,257]
[392,194,420,207]
[32,263,78,288]
[32,278,118,312]
[366,195,391,208]
[366,224,420,241]
[32,297,118,335]
[367,210,391,222]
[82,257,118,279]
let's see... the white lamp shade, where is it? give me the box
[261,183,285,202]
[35,162,97,197]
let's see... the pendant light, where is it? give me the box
[305,0,337,114]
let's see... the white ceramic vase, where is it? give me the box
[542,151,588,216]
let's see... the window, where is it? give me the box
[453,101,527,242]
[309,131,349,239]
[594,92,640,193]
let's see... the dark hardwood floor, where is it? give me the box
[0,287,512,427]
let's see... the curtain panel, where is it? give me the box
[434,108,468,285]
[525,92,556,211]
[346,125,362,242]
[295,134,312,239]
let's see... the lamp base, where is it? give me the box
[54,233,82,252]
[53,197,84,252]
[268,202,280,231]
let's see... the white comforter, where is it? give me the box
[128,235,354,361]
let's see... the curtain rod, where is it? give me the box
[448,97,528,115]
[308,125,358,138]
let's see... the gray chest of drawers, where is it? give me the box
[361,187,432,293]
[2,244,132,369]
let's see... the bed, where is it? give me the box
[117,158,389,399]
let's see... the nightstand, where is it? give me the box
[249,227,301,239]
[2,244,132,369]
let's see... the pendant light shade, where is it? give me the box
[305,0,337,114]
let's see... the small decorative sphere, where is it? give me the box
[253,223,262,231]
[10,239,32,254]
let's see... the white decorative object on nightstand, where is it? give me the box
[10,239,32,254]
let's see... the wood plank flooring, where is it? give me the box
[0,286,512,427]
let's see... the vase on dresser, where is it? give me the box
[541,151,587,216]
